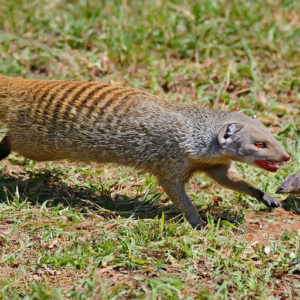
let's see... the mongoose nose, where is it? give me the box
[283,154,291,161]
[276,186,283,193]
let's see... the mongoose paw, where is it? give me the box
[261,193,282,208]
[194,222,207,230]
[190,219,207,230]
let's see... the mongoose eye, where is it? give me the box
[254,142,267,149]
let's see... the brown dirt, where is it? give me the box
[244,207,300,245]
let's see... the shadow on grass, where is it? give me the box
[0,168,244,226]
[282,195,300,214]
[0,169,176,220]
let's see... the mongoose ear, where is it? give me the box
[217,123,244,148]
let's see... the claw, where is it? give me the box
[194,221,207,230]
[262,193,282,208]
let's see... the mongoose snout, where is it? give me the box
[0,75,290,228]
[277,169,300,194]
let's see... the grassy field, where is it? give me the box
[1,0,300,299]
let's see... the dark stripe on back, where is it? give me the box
[81,86,118,122]
[27,78,53,90]
[87,89,135,124]
[29,81,60,116]
[114,91,140,116]
[29,80,57,97]
[69,84,110,121]
[27,80,44,92]
[93,88,125,114]
[31,82,63,116]
[58,83,96,121]
[105,90,139,115]
[44,82,78,119]
[78,84,110,109]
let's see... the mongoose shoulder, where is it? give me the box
[0,75,290,228]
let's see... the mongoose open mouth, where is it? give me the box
[254,160,279,172]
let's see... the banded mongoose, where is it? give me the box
[0,75,291,228]
[277,169,300,194]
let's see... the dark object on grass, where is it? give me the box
[277,169,300,194]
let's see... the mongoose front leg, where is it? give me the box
[158,178,206,229]
[205,163,282,208]
[0,136,11,161]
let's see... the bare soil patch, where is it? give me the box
[245,207,300,245]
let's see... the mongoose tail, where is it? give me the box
[277,169,300,194]
[0,75,291,228]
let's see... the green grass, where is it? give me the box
[1,0,300,298]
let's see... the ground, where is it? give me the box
[1,0,300,299]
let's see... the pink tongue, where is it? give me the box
[254,160,279,172]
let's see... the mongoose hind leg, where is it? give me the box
[206,163,282,208]
[0,135,11,161]
[158,178,206,229]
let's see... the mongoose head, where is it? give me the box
[276,169,300,194]
[217,113,290,172]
